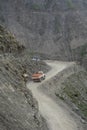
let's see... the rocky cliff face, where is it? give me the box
[0,25,48,130]
[0,0,87,66]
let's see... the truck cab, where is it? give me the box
[32,71,46,82]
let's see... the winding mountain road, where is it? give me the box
[27,60,83,130]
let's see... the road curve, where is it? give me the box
[27,60,83,130]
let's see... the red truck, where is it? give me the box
[32,71,46,82]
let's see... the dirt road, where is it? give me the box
[27,61,83,130]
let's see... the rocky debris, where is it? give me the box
[0,82,48,130]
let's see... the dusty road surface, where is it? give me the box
[27,61,84,130]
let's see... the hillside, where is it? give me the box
[0,25,49,130]
[39,63,87,124]
[0,0,87,67]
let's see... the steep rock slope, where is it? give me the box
[0,0,87,66]
[0,25,48,130]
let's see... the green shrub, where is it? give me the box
[67,0,74,9]
[80,44,87,57]
[31,4,41,11]
[78,102,87,118]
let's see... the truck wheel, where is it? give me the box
[43,75,45,80]
[39,78,42,82]
[40,77,43,82]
